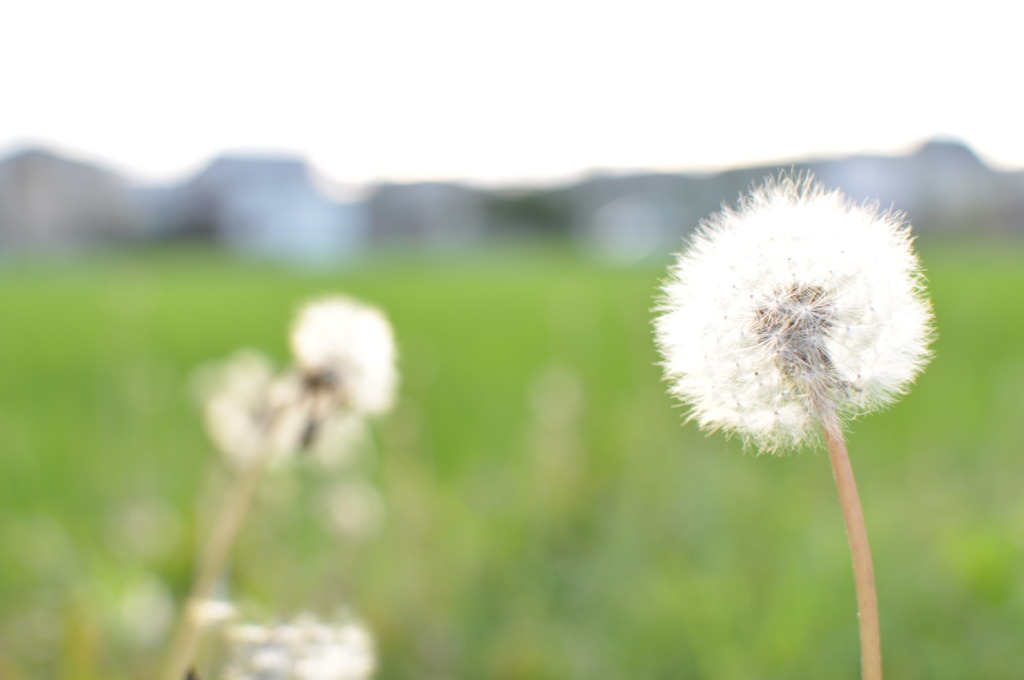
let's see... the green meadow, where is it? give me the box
[2,243,1023,679]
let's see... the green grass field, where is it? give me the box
[2,243,1023,679]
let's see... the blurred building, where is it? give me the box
[563,174,690,264]
[366,182,486,250]
[2,140,1022,257]
[148,155,367,262]
[0,148,138,250]
[813,140,1023,234]
[566,140,1024,259]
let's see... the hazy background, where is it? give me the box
[3,1,1024,679]
[5,0,1024,185]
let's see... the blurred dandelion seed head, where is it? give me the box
[222,614,376,680]
[290,297,398,417]
[195,351,308,467]
[196,295,397,466]
[191,597,237,627]
[321,479,386,538]
[654,173,934,451]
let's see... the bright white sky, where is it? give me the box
[2,0,1021,186]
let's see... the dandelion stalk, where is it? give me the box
[821,413,882,680]
[160,439,275,680]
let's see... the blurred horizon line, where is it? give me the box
[0,134,1011,192]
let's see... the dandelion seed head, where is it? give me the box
[654,173,934,452]
[197,351,308,466]
[222,614,376,680]
[290,297,398,417]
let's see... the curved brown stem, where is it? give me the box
[159,447,272,680]
[821,415,883,680]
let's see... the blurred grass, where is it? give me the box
[1,243,1023,679]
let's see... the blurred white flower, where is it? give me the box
[115,573,175,647]
[654,173,934,451]
[290,297,398,417]
[222,614,376,680]
[191,596,237,626]
[105,497,182,563]
[195,350,307,466]
[321,479,385,538]
[308,413,367,469]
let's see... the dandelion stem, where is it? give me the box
[821,415,883,680]
[160,445,273,680]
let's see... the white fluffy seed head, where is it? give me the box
[222,614,376,680]
[290,297,398,417]
[197,350,309,466]
[654,173,934,452]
